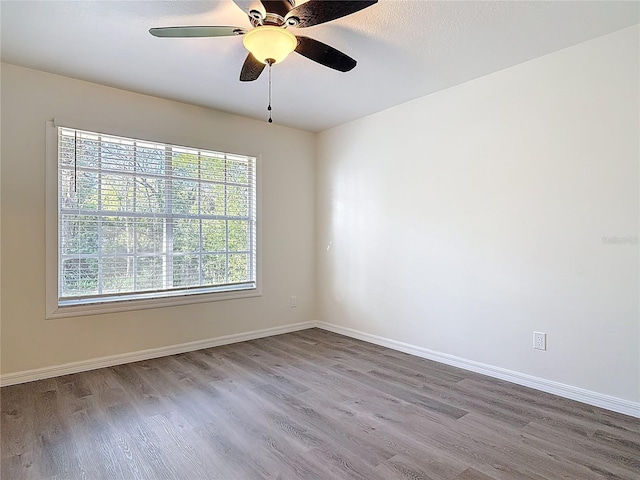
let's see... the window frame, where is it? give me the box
[45,120,262,319]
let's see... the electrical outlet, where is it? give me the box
[290,296,297,308]
[533,332,547,351]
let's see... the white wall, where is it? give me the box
[317,26,639,403]
[1,63,316,375]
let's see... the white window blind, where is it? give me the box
[57,127,257,306]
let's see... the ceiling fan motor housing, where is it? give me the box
[262,0,296,18]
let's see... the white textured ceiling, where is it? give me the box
[1,1,638,132]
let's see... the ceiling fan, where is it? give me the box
[149,0,378,82]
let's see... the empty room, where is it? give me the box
[1,1,639,479]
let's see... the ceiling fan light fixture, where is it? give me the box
[242,25,297,64]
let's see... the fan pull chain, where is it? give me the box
[267,60,273,124]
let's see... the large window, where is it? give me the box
[54,127,257,310]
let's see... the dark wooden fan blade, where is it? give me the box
[149,26,246,38]
[260,0,294,17]
[295,36,356,72]
[240,53,266,81]
[287,0,377,28]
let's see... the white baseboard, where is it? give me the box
[315,322,640,419]
[0,321,316,387]
[3,319,638,419]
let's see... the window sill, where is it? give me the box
[46,286,262,319]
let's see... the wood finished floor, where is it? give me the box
[2,329,639,480]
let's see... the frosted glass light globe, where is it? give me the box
[243,26,297,64]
